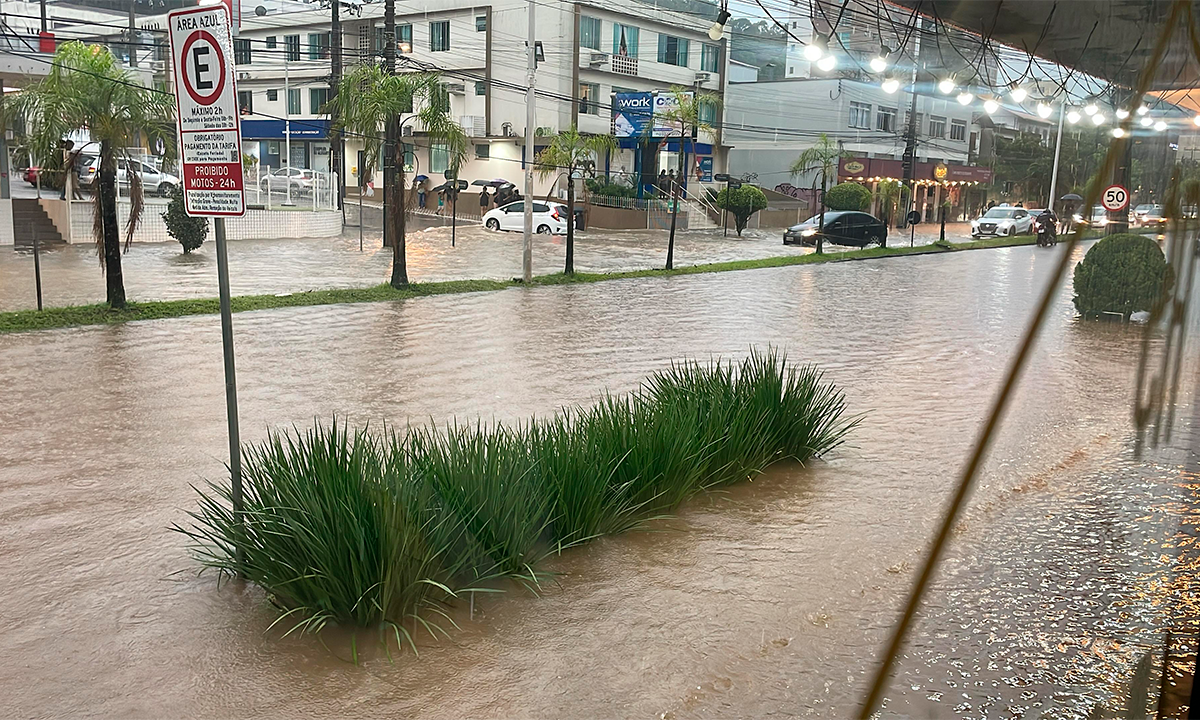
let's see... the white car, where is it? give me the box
[970,206,1034,237]
[482,200,569,234]
[259,168,324,195]
[81,157,179,197]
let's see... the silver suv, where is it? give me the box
[81,157,180,197]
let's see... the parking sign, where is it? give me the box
[168,5,245,216]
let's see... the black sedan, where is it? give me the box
[783,211,888,247]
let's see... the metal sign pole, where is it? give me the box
[32,222,43,311]
[213,216,243,563]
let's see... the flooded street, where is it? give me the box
[1,242,1197,718]
[0,215,968,312]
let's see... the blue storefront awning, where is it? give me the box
[615,137,713,154]
[241,118,329,140]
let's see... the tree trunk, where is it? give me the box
[389,119,408,288]
[565,173,575,274]
[99,141,125,308]
[816,170,827,255]
[665,136,685,270]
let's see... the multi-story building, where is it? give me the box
[230,0,730,195]
[724,76,992,220]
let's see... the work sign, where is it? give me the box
[168,5,245,216]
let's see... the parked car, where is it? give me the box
[1074,205,1112,228]
[81,156,179,196]
[970,206,1034,237]
[482,200,569,234]
[259,168,323,195]
[783,211,887,247]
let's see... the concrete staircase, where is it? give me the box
[12,199,65,247]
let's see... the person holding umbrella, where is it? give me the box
[479,187,490,213]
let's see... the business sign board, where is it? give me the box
[612,92,653,138]
[652,92,692,138]
[167,4,245,216]
[697,156,713,182]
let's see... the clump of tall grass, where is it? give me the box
[175,348,856,646]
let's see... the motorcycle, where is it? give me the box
[1035,215,1058,247]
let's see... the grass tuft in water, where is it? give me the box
[175,348,856,646]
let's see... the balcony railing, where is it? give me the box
[611,54,638,76]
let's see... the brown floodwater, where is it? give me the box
[0,241,1196,718]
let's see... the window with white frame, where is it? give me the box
[430,21,450,52]
[849,101,871,129]
[950,119,967,141]
[929,115,946,137]
[579,82,601,115]
[701,43,720,73]
[876,106,897,132]
[580,16,601,51]
[657,34,689,66]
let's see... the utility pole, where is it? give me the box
[522,0,535,283]
[383,0,396,247]
[329,0,342,211]
[1047,103,1064,212]
[283,61,293,205]
[898,69,919,232]
[127,5,137,68]
[39,0,46,33]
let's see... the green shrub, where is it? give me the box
[176,349,856,644]
[824,182,871,211]
[1073,233,1171,319]
[585,178,637,198]
[714,185,769,235]
[162,185,208,253]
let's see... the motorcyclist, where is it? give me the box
[1036,208,1058,245]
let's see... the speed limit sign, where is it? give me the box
[1102,184,1129,212]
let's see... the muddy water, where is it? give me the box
[0,243,1197,718]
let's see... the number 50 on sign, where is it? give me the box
[1102,184,1129,212]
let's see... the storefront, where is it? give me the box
[838,157,992,222]
[240,119,331,174]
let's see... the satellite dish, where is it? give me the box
[254,5,267,16]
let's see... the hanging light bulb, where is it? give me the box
[937,76,955,94]
[707,9,730,41]
[956,91,974,105]
[803,35,827,62]
[1137,104,1149,116]
[1091,112,1105,126]
[1193,114,1200,127]
[1154,120,1167,132]
[869,46,890,74]
[1083,103,1098,116]
[1010,86,1027,103]
[1036,102,1053,118]
[983,98,999,114]
[881,76,900,94]
[1111,127,1125,138]
[1140,115,1154,127]
[1066,110,1081,124]
[1115,108,1129,120]
[816,53,837,72]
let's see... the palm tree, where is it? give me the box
[874,179,905,230]
[790,133,850,254]
[653,86,720,270]
[327,64,467,287]
[10,42,174,308]
[534,125,616,274]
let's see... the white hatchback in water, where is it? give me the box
[482,200,569,234]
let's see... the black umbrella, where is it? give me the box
[470,179,492,187]
[1060,193,1083,202]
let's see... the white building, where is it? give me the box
[229,0,731,195]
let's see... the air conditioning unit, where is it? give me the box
[501,122,514,137]
[237,71,251,80]
[459,115,486,137]
[444,82,466,95]
[400,125,414,137]
[588,52,608,68]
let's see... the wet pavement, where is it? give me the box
[1,241,1196,718]
[0,211,970,312]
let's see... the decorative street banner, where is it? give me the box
[612,92,653,138]
[168,4,246,217]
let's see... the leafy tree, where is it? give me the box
[9,42,174,308]
[1073,233,1172,319]
[162,185,208,253]
[790,134,851,253]
[535,126,616,274]
[327,64,467,288]
[653,86,720,270]
[714,185,768,235]
[824,182,871,211]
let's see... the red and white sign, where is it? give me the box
[1102,184,1129,212]
[168,5,245,217]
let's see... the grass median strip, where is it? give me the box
[0,234,1039,334]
